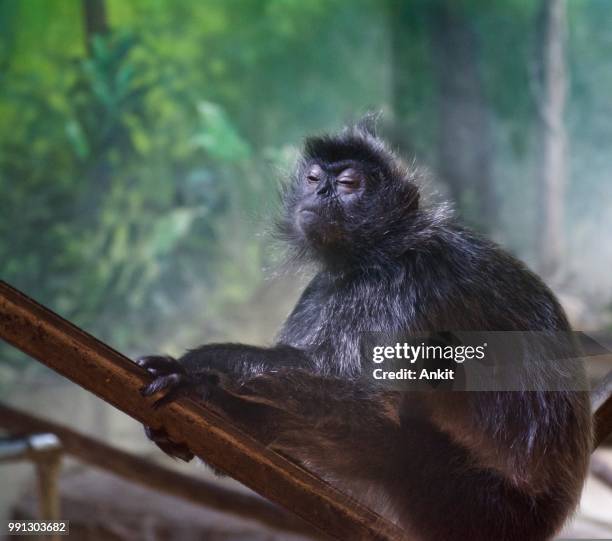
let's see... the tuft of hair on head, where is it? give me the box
[350,111,382,138]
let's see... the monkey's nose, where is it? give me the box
[316,183,331,196]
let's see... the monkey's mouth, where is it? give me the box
[296,212,346,249]
[297,207,320,229]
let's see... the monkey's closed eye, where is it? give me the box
[306,164,323,183]
[336,168,361,187]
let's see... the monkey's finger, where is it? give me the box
[152,373,221,408]
[135,355,183,375]
[141,372,184,397]
[152,385,187,409]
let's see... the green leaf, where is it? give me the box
[191,101,252,163]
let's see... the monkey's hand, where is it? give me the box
[135,344,311,462]
[137,354,220,407]
[136,354,220,462]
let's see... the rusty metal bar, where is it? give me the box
[0,280,406,541]
[0,403,319,538]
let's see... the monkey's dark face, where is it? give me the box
[278,124,421,267]
[295,161,367,248]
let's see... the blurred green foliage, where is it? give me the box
[0,0,390,367]
[1,0,611,372]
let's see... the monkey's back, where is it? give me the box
[391,223,593,540]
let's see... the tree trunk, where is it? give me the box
[81,0,108,52]
[428,1,496,232]
[535,0,567,278]
[388,0,415,155]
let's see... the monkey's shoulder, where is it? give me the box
[399,223,569,331]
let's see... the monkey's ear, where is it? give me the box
[353,111,382,138]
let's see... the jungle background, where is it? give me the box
[1,0,612,539]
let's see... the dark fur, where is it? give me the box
[138,120,592,540]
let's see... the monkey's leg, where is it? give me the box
[230,375,574,541]
[143,425,194,462]
[223,371,410,523]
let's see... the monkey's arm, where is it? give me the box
[182,343,312,381]
[136,343,316,461]
[137,348,402,479]
[139,354,406,512]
